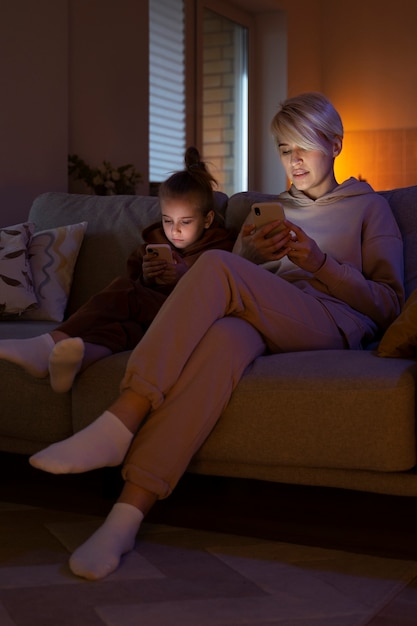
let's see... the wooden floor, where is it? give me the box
[2,451,417,562]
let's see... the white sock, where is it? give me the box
[0,333,54,377]
[29,410,133,474]
[49,337,85,393]
[69,503,144,580]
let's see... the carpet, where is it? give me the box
[1,500,417,625]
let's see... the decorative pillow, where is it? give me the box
[21,222,88,322]
[0,223,37,317]
[377,289,417,358]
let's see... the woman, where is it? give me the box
[29,92,404,580]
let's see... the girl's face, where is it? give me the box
[161,195,214,249]
[278,138,341,200]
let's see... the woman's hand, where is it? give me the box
[237,220,292,264]
[284,220,326,273]
[237,218,326,272]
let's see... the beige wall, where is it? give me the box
[320,0,417,131]
[1,0,416,225]
[275,0,417,189]
[68,0,149,194]
[273,0,417,128]
[0,1,68,226]
[0,0,149,227]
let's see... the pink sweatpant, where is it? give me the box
[121,250,345,497]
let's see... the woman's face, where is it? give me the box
[161,195,214,249]
[278,139,341,200]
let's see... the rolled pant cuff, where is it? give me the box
[120,371,165,411]
[122,462,172,500]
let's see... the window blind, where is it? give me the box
[149,0,186,182]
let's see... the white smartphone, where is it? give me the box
[250,202,286,237]
[146,243,173,263]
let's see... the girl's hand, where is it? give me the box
[238,220,292,264]
[158,252,188,285]
[143,251,187,285]
[171,252,188,281]
[142,251,169,284]
[284,220,326,272]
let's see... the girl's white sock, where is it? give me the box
[0,333,54,377]
[69,503,144,580]
[29,410,133,474]
[48,337,85,393]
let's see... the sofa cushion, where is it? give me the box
[0,222,37,317]
[379,185,417,299]
[193,350,417,473]
[27,193,163,317]
[0,359,73,452]
[20,221,87,322]
[377,288,417,358]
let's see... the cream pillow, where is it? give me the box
[21,221,88,322]
[0,222,37,317]
[377,289,417,358]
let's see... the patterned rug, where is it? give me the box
[1,500,417,625]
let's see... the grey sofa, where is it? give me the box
[1,187,417,498]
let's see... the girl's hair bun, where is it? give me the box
[185,146,203,170]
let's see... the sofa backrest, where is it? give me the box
[28,185,417,320]
[29,191,228,316]
[379,186,417,299]
[227,185,417,300]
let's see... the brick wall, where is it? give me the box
[202,10,237,196]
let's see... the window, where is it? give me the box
[149,0,186,186]
[149,0,251,195]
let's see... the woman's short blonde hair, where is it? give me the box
[270,92,344,155]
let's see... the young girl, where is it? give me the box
[29,93,404,580]
[0,147,235,392]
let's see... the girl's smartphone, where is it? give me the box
[146,244,174,284]
[251,202,286,237]
[146,244,173,263]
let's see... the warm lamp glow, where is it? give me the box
[335,129,417,191]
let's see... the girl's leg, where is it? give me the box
[48,277,166,392]
[58,276,166,352]
[0,322,110,384]
[0,330,110,390]
[0,333,56,377]
[48,338,111,393]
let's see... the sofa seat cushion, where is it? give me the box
[71,352,131,431]
[0,360,73,452]
[194,350,417,473]
[0,320,58,340]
